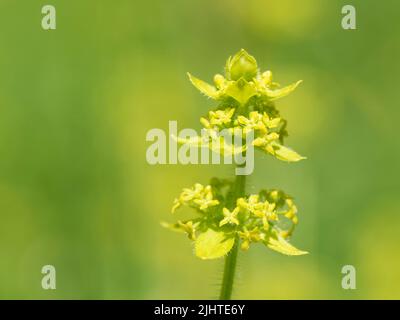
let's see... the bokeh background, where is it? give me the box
[0,0,399,299]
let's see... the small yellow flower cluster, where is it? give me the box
[238,227,265,251]
[200,108,235,129]
[195,106,304,162]
[177,49,306,163]
[237,111,283,157]
[237,194,278,230]
[236,111,281,134]
[234,191,300,250]
[171,183,220,213]
[164,179,307,259]
[181,51,306,162]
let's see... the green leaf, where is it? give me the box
[266,236,308,256]
[195,229,235,260]
[224,79,257,105]
[273,143,306,162]
[265,80,302,101]
[187,73,219,99]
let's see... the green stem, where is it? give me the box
[219,235,239,300]
[219,173,246,300]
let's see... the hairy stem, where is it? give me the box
[219,173,246,300]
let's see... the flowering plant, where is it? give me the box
[163,49,308,299]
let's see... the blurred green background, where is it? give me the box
[0,0,399,299]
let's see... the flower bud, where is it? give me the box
[262,71,273,85]
[213,74,225,89]
[227,49,258,81]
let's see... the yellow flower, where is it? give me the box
[172,184,219,213]
[181,183,204,201]
[247,194,264,217]
[219,207,240,227]
[240,194,265,217]
[162,220,200,240]
[193,189,220,211]
[238,227,265,251]
[236,197,248,209]
[236,111,267,134]
[264,201,277,220]
[284,198,298,225]
[209,108,235,127]
[252,132,280,147]
[262,216,270,231]
[178,220,199,240]
[262,113,281,129]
